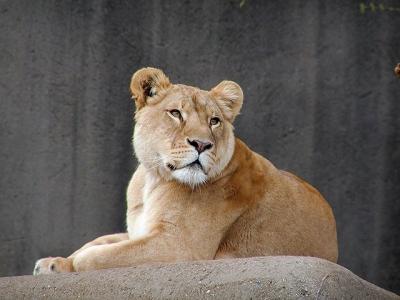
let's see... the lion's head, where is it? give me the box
[130,67,243,187]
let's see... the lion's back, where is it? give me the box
[216,160,338,263]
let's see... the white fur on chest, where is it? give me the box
[128,174,159,239]
[131,208,150,238]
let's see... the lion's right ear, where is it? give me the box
[130,67,171,110]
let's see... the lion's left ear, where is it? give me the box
[130,67,171,110]
[210,80,243,122]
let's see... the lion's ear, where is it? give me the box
[130,67,171,110]
[210,80,243,122]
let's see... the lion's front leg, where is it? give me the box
[72,230,206,272]
[33,233,129,275]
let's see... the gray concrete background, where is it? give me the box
[0,0,399,294]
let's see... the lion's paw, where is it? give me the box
[33,257,73,275]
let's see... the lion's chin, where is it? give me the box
[171,167,208,187]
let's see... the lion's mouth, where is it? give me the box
[188,159,202,168]
[167,159,204,172]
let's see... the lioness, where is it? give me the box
[33,67,338,275]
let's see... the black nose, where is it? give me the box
[187,139,213,153]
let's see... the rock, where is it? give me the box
[0,256,398,299]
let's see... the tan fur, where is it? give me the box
[33,68,338,275]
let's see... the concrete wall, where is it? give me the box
[0,0,399,294]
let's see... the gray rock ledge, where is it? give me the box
[0,256,398,299]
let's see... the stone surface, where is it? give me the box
[0,257,398,300]
[0,0,399,294]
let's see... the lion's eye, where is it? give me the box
[169,109,182,120]
[210,117,220,126]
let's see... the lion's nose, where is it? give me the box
[187,139,213,154]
